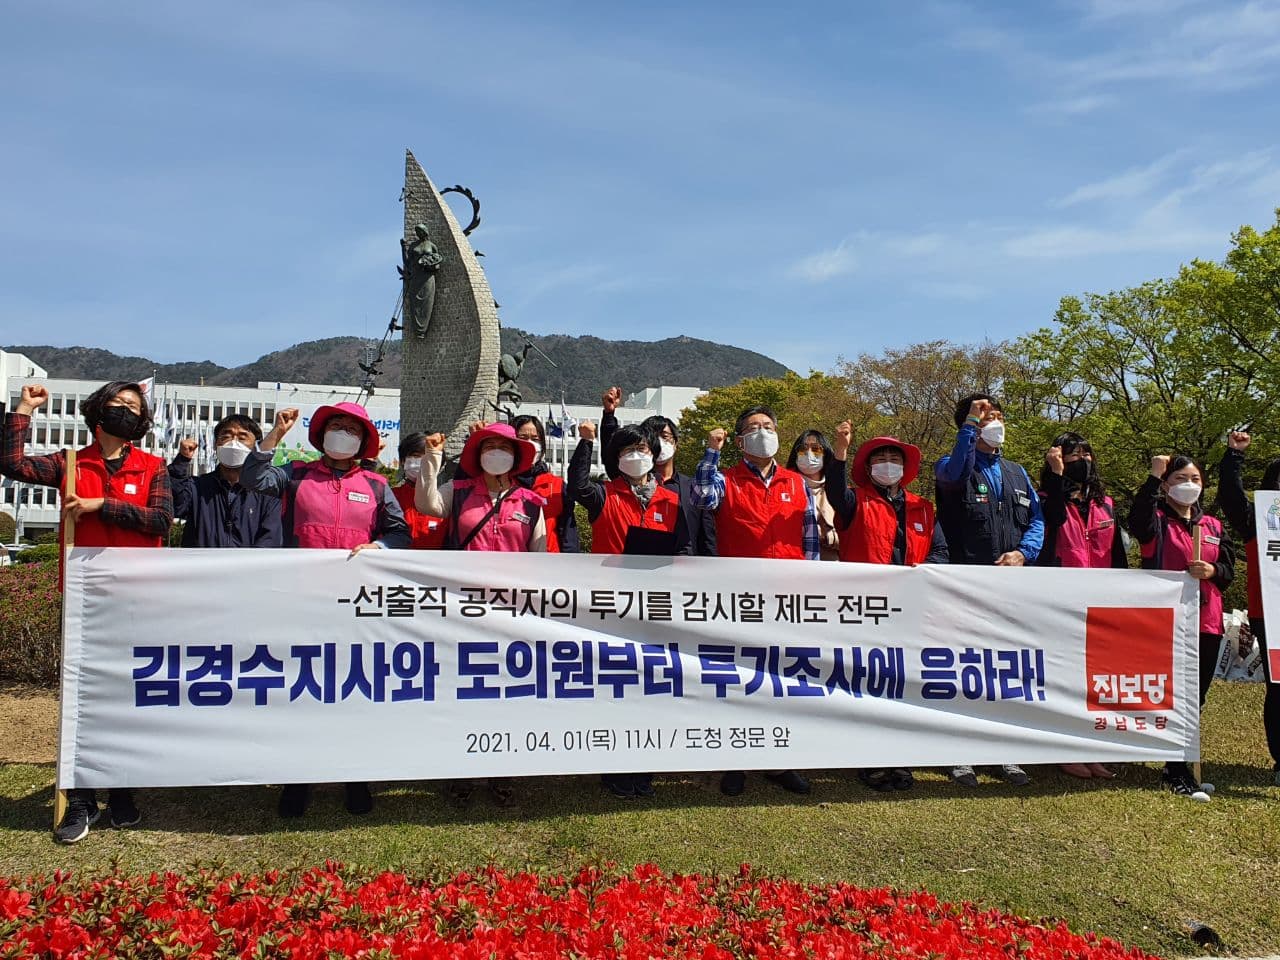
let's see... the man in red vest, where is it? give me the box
[691,405,818,797]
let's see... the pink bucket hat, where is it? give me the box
[308,402,381,461]
[460,422,538,477]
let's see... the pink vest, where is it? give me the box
[1141,513,1224,635]
[454,479,546,552]
[287,461,386,550]
[1055,497,1117,569]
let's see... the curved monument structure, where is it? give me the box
[398,150,500,458]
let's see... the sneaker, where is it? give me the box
[488,779,517,809]
[1163,766,1210,802]
[765,770,811,795]
[889,768,914,791]
[344,782,373,815]
[950,765,979,788]
[601,774,635,800]
[107,789,140,828]
[1199,781,1215,794]
[632,775,656,799]
[719,771,746,797]
[999,764,1031,786]
[278,784,311,818]
[54,795,100,844]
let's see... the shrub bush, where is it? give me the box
[0,560,61,684]
[14,544,60,565]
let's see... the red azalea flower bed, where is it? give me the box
[0,862,1159,959]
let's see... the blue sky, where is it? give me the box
[2,0,1279,375]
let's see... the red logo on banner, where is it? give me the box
[1270,648,1280,684]
[1085,607,1175,712]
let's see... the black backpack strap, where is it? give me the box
[454,486,516,550]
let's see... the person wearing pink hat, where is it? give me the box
[415,421,547,808]
[827,421,943,794]
[240,401,410,820]
[414,421,547,554]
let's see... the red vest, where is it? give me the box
[1141,513,1225,635]
[1246,537,1262,620]
[716,461,806,560]
[1053,497,1117,569]
[838,487,933,565]
[591,477,680,555]
[529,472,567,553]
[63,443,165,549]
[393,483,446,550]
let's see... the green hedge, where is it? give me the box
[0,559,61,685]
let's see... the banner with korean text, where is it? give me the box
[58,547,1201,788]
[1253,490,1280,683]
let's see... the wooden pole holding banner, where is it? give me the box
[1192,523,1204,786]
[52,448,75,831]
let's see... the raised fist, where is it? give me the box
[179,437,198,458]
[1045,446,1064,476]
[602,386,622,414]
[708,427,727,452]
[833,420,853,457]
[967,398,992,421]
[468,420,488,435]
[425,432,446,452]
[1228,431,1251,452]
[274,408,300,433]
[1150,454,1170,478]
[578,420,597,442]
[17,385,48,414]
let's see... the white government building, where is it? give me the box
[1,348,705,539]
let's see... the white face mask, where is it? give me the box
[216,440,251,468]
[796,452,824,476]
[980,421,1006,447]
[740,427,779,459]
[656,439,676,464]
[402,457,422,482]
[480,448,515,476]
[619,451,654,479]
[525,440,542,461]
[870,461,904,486]
[323,429,362,459]
[1166,481,1202,506]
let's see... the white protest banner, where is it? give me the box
[58,548,1201,789]
[1252,490,1280,683]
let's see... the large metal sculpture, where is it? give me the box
[397,150,500,459]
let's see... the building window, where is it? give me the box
[51,397,62,415]
[67,397,77,416]
[78,429,88,446]
[35,427,46,445]
[264,405,275,423]
[199,403,209,419]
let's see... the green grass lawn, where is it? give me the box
[2,683,1277,958]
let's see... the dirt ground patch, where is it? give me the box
[0,683,57,764]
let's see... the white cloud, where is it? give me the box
[1053,151,1184,207]
[788,241,857,282]
[1026,94,1114,116]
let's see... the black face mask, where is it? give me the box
[97,405,147,442]
[1064,459,1092,485]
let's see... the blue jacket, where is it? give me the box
[935,423,1043,564]
[169,455,283,548]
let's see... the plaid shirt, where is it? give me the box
[691,448,820,560]
[1,412,173,537]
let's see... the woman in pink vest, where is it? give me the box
[1037,432,1127,781]
[414,422,547,554]
[242,402,410,820]
[1129,454,1234,802]
[416,422,545,807]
